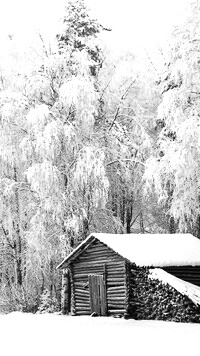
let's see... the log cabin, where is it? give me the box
[57,233,200,318]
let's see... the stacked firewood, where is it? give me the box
[128,266,200,323]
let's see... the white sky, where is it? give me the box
[0,0,191,52]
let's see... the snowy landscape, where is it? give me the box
[1,312,200,356]
[1,0,200,352]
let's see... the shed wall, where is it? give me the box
[164,266,200,287]
[70,239,127,316]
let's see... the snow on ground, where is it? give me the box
[1,313,200,356]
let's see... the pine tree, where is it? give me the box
[37,289,59,314]
[56,0,107,76]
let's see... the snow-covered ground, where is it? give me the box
[1,312,200,356]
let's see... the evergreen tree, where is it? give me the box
[56,0,108,76]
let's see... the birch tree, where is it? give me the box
[0,1,109,310]
[98,51,159,233]
[145,0,200,235]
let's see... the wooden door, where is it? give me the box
[88,274,107,316]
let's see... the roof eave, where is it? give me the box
[56,234,96,269]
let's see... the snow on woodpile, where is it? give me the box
[149,268,200,306]
[95,233,200,267]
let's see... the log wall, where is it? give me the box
[164,266,200,287]
[70,239,127,316]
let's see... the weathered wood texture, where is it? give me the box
[164,266,200,287]
[88,274,107,315]
[61,269,70,315]
[70,239,127,316]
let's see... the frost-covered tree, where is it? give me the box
[145,0,200,235]
[0,0,163,312]
[56,0,108,76]
[98,51,159,233]
[0,1,109,310]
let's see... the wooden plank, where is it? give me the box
[73,266,104,272]
[107,289,125,293]
[107,286,126,291]
[76,311,91,315]
[88,275,93,314]
[107,278,125,282]
[88,274,107,316]
[73,261,125,268]
[99,274,107,316]
[73,288,88,294]
[108,309,126,314]
[75,293,89,298]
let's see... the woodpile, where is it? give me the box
[128,265,200,323]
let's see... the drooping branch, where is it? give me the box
[107,158,145,168]
[108,79,137,131]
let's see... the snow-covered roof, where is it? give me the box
[57,233,200,268]
[149,268,200,306]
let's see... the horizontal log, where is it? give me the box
[107,292,126,297]
[73,273,91,278]
[108,303,125,307]
[75,301,90,306]
[75,295,89,300]
[75,301,90,307]
[107,278,125,282]
[166,273,200,278]
[77,258,123,263]
[107,295,125,299]
[107,273,125,278]
[108,286,126,291]
[73,261,124,268]
[78,255,113,261]
[84,248,113,254]
[75,302,91,307]
[108,309,126,314]
[107,295,125,300]
[74,288,89,293]
[73,266,104,272]
[106,263,125,269]
[107,268,125,273]
[75,309,91,313]
[74,288,89,294]
[75,304,90,309]
[107,271,125,277]
[165,267,200,271]
[107,289,125,293]
[74,291,89,297]
[76,311,91,315]
[73,270,124,276]
[77,252,114,259]
[73,272,125,279]
[86,248,111,254]
[74,281,89,287]
[107,282,125,287]
[73,277,88,281]
[77,257,120,264]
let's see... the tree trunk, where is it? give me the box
[61,269,70,314]
[169,216,176,234]
[13,167,23,286]
[126,203,132,233]
[140,212,145,233]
